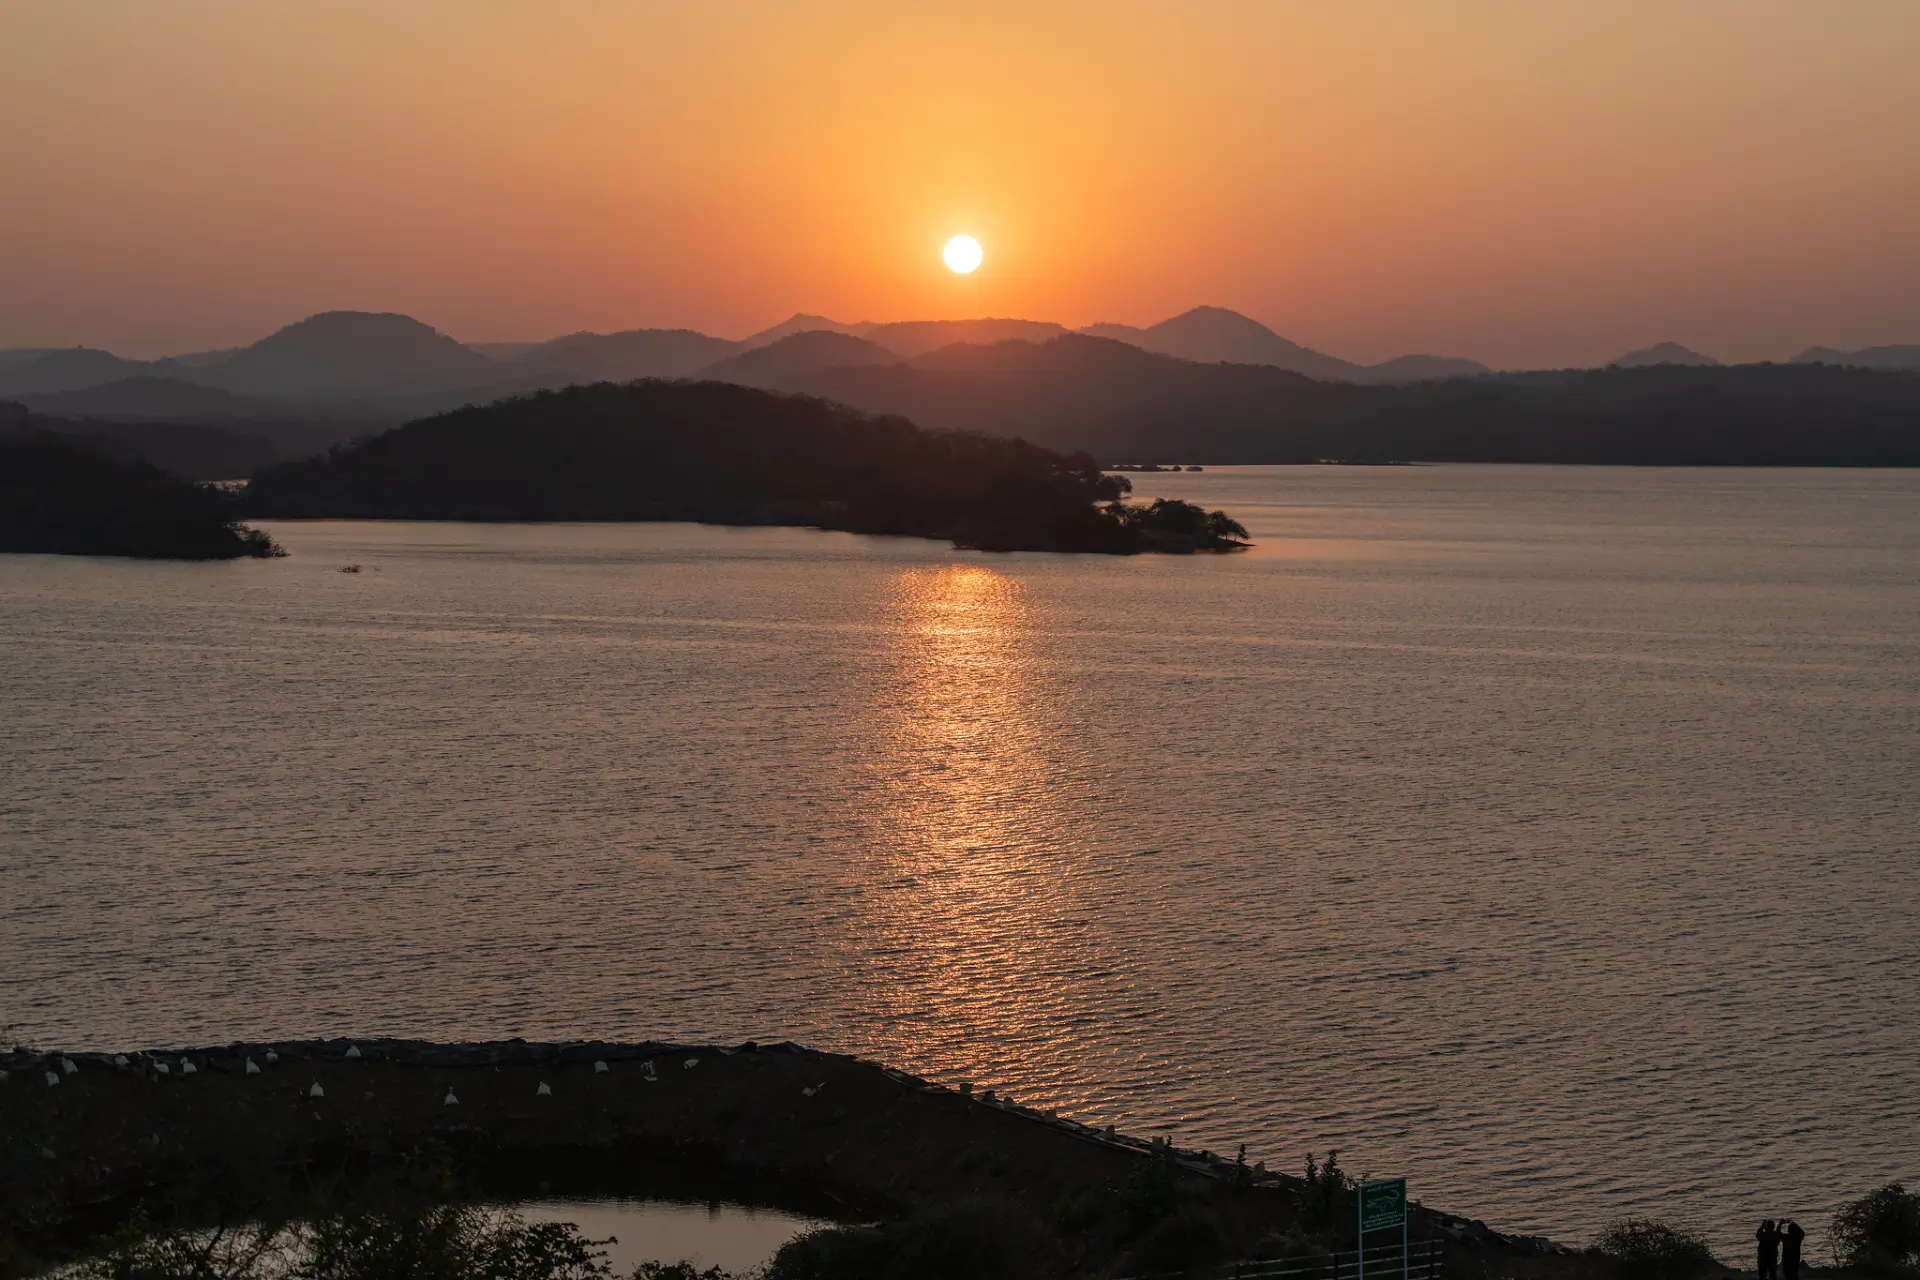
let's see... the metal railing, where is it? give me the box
[1121,1237,1443,1280]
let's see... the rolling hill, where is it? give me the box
[1080,306,1488,382]
[1792,344,1920,372]
[780,334,1920,466]
[2,400,370,479]
[207,311,495,398]
[0,348,154,397]
[1081,306,1360,379]
[19,377,295,421]
[0,349,63,372]
[698,331,899,387]
[861,317,1069,357]
[1363,354,1495,382]
[737,314,870,350]
[1611,342,1720,367]
[507,328,737,381]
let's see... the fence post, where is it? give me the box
[1357,1194,1365,1280]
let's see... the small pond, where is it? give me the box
[513,1199,831,1274]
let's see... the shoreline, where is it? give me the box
[3,1037,1572,1279]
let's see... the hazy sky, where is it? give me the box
[4,0,1919,367]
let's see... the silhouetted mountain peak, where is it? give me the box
[1611,341,1720,368]
[1159,305,1291,341]
[1149,307,1344,366]
[1078,306,1364,379]
[214,311,493,398]
[738,314,867,350]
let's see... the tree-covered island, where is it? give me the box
[245,380,1250,553]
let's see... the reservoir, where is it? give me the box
[4,465,1916,1254]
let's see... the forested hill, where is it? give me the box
[0,430,281,559]
[784,338,1920,465]
[244,380,1248,553]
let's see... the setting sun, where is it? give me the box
[942,235,983,275]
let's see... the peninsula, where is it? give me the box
[0,429,281,560]
[243,381,1249,554]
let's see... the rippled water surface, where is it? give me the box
[4,466,1917,1253]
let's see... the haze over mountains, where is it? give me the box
[0,306,1488,421]
[1082,307,1488,383]
[795,335,1919,461]
[6,305,1917,429]
[5,306,1918,479]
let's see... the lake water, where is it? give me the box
[513,1199,826,1274]
[3,465,1917,1256]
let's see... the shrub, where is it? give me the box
[1119,1142,1188,1235]
[72,1209,613,1280]
[302,1208,608,1280]
[75,1220,295,1280]
[1116,1206,1231,1276]
[1052,1190,1107,1235]
[630,1265,736,1280]
[1832,1183,1920,1272]
[1591,1217,1718,1279]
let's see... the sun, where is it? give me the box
[943,235,983,274]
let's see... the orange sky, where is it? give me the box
[3,0,1919,367]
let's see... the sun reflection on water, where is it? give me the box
[839,565,1135,1104]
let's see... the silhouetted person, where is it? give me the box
[1756,1219,1780,1279]
[1781,1219,1805,1280]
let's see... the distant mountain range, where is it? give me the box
[13,334,1919,475]
[780,335,1920,466]
[4,310,1916,472]
[0,305,1495,420]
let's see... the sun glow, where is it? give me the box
[942,235,983,274]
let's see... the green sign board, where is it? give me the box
[1358,1179,1407,1233]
